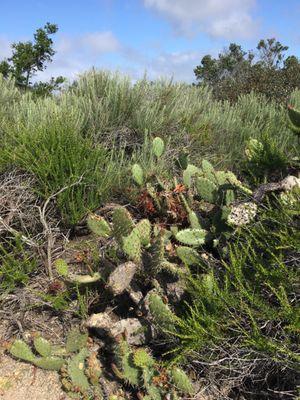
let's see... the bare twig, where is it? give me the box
[37,176,83,279]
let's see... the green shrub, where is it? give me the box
[0,96,124,225]
[0,236,37,293]
[171,195,299,394]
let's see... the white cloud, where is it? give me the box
[0,37,12,58]
[80,31,120,54]
[149,50,202,81]
[35,31,121,82]
[143,0,258,39]
[56,31,121,55]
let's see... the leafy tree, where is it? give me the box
[256,38,288,69]
[0,22,65,93]
[194,38,300,103]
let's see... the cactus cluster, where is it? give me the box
[87,207,183,279]
[112,337,194,399]
[9,329,103,399]
[88,207,150,264]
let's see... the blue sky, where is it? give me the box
[1,0,300,82]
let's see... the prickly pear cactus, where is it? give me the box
[152,137,165,158]
[54,258,101,285]
[133,348,155,368]
[87,214,112,237]
[196,176,218,203]
[112,207,134,245]
[113,338,140,386]
[148,293,177,332]
[175,228,207,246]
[132,163,144,186]
[9,339,64,371]
[170,367,194,395]
[122,228,142,263]
[176,246,202,266]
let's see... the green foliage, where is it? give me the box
[0,236,37,293]
[172,196,300,381]
[0,97,116,225]
[112,338,193,397]
[0,22,64,93]
[9,328,102,397]
[194,38,300,104]
[288,104,300,136]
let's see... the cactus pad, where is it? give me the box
[133,348,155,368]
[34,356,65,371]
[132,163,144,186]
[170,367,194,395]
[152,137,165,158]
[196,176,218,203]
[176,246,202,266]
[175,228,207,246]
[87,214,112,237]
[122,229,142,263]
[33,336,52,357]
[10,340,35,363]
[112,207,134,244]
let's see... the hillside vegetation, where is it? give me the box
[0,70,299,400]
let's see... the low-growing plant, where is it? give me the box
[169,193,300,397]
[0,235,37,293]
[9,328,103,399]
[112,337,194,398]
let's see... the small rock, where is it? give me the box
[127,282,144,305]
[281,175,300,191]
[165,280,186,303]
[86,312,150,345]
[85,312,117,332]
[111,318,148,345]
[107,262,138,295]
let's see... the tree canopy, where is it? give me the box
[0,22,64,94]
[194,38,300,103]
